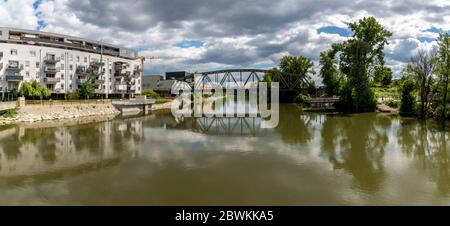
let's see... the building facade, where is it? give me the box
[0,27,142,99]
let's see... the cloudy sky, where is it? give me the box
[0,0,449,79]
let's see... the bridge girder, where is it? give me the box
[187,69,311,91]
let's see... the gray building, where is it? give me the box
[165,71,191,81]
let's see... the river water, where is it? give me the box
[0,102,450,205]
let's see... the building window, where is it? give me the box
[84,57,87,63]
[69,64,73,71]
[61,64,65,70]
[70,84,72,89]
[11,49,17,55]
[25,61,30,67]
[61,84,64,89]
[30,50,36,57]
[76,56,80,62]
[70,74,73,79]
[36,62,40,68]
[61,54,65,60]
[61,74,64,79]
[69,54,73,61]
[26,71,30,77]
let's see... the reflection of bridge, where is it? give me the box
[187,69,311,90]
[176,117,270,136]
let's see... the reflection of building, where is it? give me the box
[0,119,143,178]
[0,27,142,99]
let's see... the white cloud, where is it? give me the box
[0,0,448,78]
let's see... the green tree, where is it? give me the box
[374,66,393,86]
[279,55,315,79]
[319,49,341,96]
[334,17,392,112]
[400,77,416,116]
[405,49,436,119]
[19,80,51,100]
[435,34,450,121]
[78,78,95,99]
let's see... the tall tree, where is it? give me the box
[435,33,450,121]
[319,49,341,96]
[279,55,315,82]
[406,49,436,118]
[374,66,393,86]
[400,77,416,116]
[334,17,392,112]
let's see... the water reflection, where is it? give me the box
[0,104,450,204]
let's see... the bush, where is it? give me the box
[142,89,161,99]
[386,99,400,108]
[0,109,17,118]
[400,78,416,116]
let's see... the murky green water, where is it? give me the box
[0,104,450,205]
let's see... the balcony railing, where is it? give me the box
[115,84,128,91]
[44,67,60,73]
[44,77,61,83]
[43,55,61,63]
[114,71,131,77]
[6,63,24,71]
[90,61,105,67]
[6,75,24,81]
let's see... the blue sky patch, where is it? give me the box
[33,0,45,30]
[175,40,205,48]
[317,26,352,37]
[418,37,435,43]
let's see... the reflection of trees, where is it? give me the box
[398,120,450,195]
[321,113,388,193]
[276,104,313,145]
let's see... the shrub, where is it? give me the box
[142,89,161,99]
[386,99,400,108]
[0,109,17,118]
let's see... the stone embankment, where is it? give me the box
[0,103,120,125]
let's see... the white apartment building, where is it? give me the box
[0,27,142,99]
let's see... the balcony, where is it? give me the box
[114,62,129,70]
[43,55,61,63]
[90,61,105,67]
[77,78,88,83]
[44,77,61,83]
[44,66,59,73]
[6,62,23,71]
[115,84,128,91]
[114,71,131,77]
[95,79,105,85]
[6,75,24,82]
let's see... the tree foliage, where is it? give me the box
[435,33,450,121]
[405,49,436,118]
[333,17,392,112]
[279,56,315,80]
[374,66,393,87]
[400,77,416,116]
[19,80,51,100]
[319,49,341,96]
[78,78,95,99]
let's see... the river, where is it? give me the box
[0,102,449,205]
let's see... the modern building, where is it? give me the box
[142,75,163,90]
[0,27,142,99]
[165,71,191,81]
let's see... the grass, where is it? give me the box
[0,109,17,118]
[372,85,400,100]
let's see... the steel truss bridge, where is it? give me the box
[186,69,312,91]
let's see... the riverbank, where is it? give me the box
[0,103,120,125]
